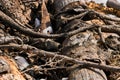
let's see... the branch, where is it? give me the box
[0,43,120,72]
[0,10,95,38]
[101,25,120,35]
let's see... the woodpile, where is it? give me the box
[0,0,120,80]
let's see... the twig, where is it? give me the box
[61,11,88,21]
[23,66,67,73]
[0,36,23,45]
[98,27,108,49]
[0,43,120,72]
[94,11,120,22]
[0,10,96,38]
[101,25,120,36]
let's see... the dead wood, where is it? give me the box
[0,56,25,80]
[0,10,96,38]
[40,0,51,33]
[106,0,120,10]
[61,11,89,21]
[54,0,87,13]
[0,36,23,45]
[30,38,60,50]
[69,68,107,80]
[0,43,120,72]
[0,1,120,80]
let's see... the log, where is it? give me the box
[69,68,107,80]
[106,0,120,10]
[54,0,87,13]
[62,32,107,80]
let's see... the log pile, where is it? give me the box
[0,0,120,80]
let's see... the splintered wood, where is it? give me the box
[0,56,25,80]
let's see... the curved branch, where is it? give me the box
[0,10,95,38]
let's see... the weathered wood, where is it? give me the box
[106,0,120,10]
[0,56,25,80]
[69,68,107,80]
[62,32,107,80]
[54,0,87,13]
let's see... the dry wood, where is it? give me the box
[0,43,120,72]
[0,10,96,38]
[106,0,120,10]
[30,38,60,50]
[0,56,25,80]
[62,31,108,80]
[54,0,87,13]
[0,36,23,45]
[69,68,107,80]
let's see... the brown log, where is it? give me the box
[62,32,107,80]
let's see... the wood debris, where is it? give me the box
[0,0,120,80]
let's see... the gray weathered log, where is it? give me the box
[54,0,87,13]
